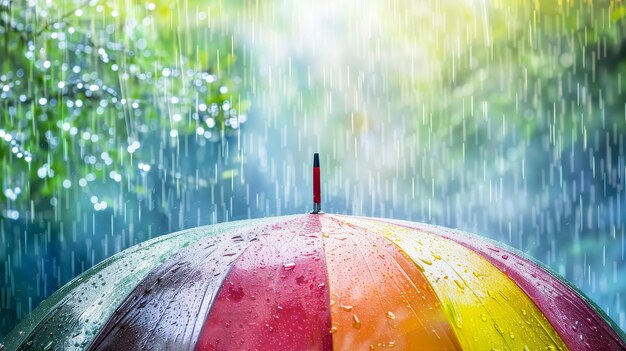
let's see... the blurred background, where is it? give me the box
[2,0,626,339]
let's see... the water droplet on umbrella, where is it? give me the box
[340,304,353,312]
[352,314,361,329]
[419,258,432,265]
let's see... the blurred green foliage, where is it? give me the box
[0,0,247,212]
[2,0,626,338]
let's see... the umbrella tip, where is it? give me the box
[310,153,323,214]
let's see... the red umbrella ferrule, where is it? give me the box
[311,153,322,214]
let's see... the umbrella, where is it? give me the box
[5,154,626,350]
[4,214,626,350]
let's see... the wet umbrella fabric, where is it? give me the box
[5,215,626,350]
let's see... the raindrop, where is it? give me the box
[352,314,361,329]
[454,280,465,290]
[339,304,353,312]
[419,258,432,266]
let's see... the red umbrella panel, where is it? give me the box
[5,214,626,350]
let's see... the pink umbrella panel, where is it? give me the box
[4,214,626,350]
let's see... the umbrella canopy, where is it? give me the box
[5,214,626,350]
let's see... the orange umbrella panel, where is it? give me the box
[5,214,626,351]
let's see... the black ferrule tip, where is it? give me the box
[313,153,320,167]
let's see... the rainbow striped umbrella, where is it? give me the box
[5,214,625,350]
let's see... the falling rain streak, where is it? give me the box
[1,0,626,340]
